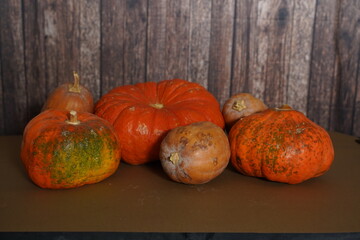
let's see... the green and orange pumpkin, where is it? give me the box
[21,109,121,189]
[229,105,334,184]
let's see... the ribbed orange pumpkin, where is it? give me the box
[21,109,121,189]
[42,72,94,113]
[95,79,225,165]
[229,105,334,184]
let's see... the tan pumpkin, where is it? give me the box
[160,121,230,184]
[222,93,267,129]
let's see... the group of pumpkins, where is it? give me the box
[20,72,335,189]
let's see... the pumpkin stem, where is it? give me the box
[66,110,81,125]
[169,152,180,164]
[275,104,293,111]
[69,71,81,93]
[150,103,164,109]
[232,100,247,112]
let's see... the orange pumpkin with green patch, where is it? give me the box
[21,109,121,189]
[229,105,334,184]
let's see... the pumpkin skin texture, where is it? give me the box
[95,79,225,165]
[21,109,121,189]
[222,93,267,130]
[42,72,94,113]
[160,121,230,184]
[229,105,334,184]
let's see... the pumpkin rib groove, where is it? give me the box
[158,80,203,105]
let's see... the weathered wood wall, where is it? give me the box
[0,0,359,136]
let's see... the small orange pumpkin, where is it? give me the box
[222,93,267,129]
[95,79,225,165]
[229,105,334,184]
[42,72,94,113]
[21,109,121,189]
[160,121,230,184]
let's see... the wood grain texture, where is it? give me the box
[0,43,3,133]
[188,0,212,87]
[146,0,167,82]
[124,0,147,85]
[23,0,47,119]
[165,0,191,80]
[0,0,27,134]
[0,0,359,136]
[100,0,125,94]
[286,0,316,114]
[208,0,235,106]
[246,0,293,107]
[231,0,253,95]
[43,0,81,93]
[333,0,360,134]
[307,0,338,130]
[79,0,101,101]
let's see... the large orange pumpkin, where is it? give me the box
[95,79,225,165]
[21,109,121,189]
[229,105,334,184]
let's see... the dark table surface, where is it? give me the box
[0,132,359,233]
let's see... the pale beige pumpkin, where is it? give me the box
[222,93,267,129]
[160,121,230,184]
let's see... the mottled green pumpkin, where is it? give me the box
[21,109,121,189]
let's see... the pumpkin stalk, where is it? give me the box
[66,110,80,125]
[169,152,180,164]
[69,71,81,93]
[150,103,164,109]
[275,104,293,111]
[232,100,247,112]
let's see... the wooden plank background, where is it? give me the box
[0,0,359,136]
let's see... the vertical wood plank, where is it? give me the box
[247,0,294,108]
[43,0,80,93]
[147,0,191,82]
[101,0,125,93]
[124,0,147,85]
[188,0,212,87]
[0,0,27,134]
[79,0,101,101]
[307,0,338,130]
[231,0,254,95]
[333,0,360,135]
[354,71,360,136]
[165,0,191,80]
[208,0,235,106]
[147,0,167,82]
[0,48,3,134]
[286,0,316,114]
[23,0,47,119]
